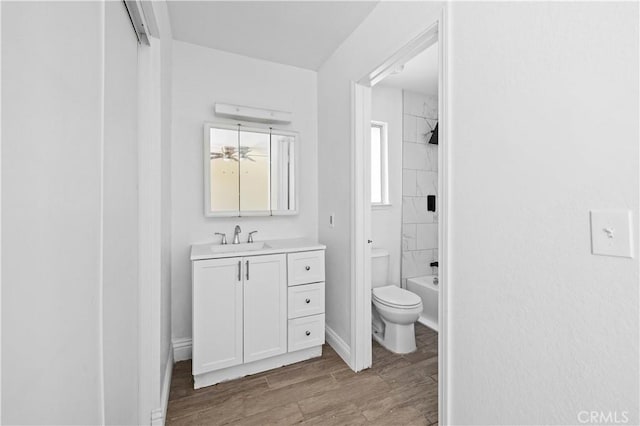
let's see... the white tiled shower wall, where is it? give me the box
[402,91,438,285]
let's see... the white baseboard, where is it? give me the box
[325,325,352,369]
[172,337,192,362]
[194,346,321,389]
[173,329,352,370]
[151,348,174,426]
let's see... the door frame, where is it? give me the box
[350,83,373,372]
[350,7,449,425]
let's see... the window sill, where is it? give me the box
[371,203,393,210]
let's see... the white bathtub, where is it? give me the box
[406,275,439,332]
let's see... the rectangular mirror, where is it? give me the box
[239,128,270,213]
[204,123,297,217]
[208,126,240,214]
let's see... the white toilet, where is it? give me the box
[371,248,423,354]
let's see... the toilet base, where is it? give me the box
[372,319,417,354]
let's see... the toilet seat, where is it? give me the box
[372,285,422,309]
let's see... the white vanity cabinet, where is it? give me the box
[191,239,326,389]
[192,254,286,376]
[286,250,326,352]
[242,254,287,363]
[192,257,244,374]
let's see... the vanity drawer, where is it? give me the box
[287,250,325,286]
[288,314,325,352]
[288,282,325,319]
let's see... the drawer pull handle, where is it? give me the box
[305,266,311,271]
[305,331,311,336]
[305,298,311,304]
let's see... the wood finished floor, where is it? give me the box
[166,324,438,425]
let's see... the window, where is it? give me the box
[371,121,389,205]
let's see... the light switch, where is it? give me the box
[590,210,634,258]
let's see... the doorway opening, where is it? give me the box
[351,14,448,425]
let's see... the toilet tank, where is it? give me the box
[370,248,390,288]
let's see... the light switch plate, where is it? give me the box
[590,210,634,258]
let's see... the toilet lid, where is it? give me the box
[372,285,422,309]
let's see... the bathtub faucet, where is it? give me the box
[430,261,438,283]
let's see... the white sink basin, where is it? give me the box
[209,242,270,254]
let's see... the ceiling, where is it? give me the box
[377,42,439,96]
[166,1,378,71]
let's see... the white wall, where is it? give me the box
[2,1,174,424]
[318,0,443,354]
[171,41,318,342]
[136,2,174,424]
[370,85,403,285]
[2,2,104,423]
[156,0,174,410]
[447,2,639,424]
[103,1,139,424]
[321,1,639,424]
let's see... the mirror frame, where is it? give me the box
[203,122,299,217]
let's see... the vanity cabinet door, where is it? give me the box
[192,257,243,375]
[243,254,287,363]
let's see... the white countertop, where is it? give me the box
[190,238,326,261]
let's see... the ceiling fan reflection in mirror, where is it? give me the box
[210,145,258,162]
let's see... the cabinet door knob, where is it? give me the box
[305,331,311,336]
[305,298,311,304]
[305,266,311,271]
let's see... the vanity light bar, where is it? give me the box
[214,103,292,124]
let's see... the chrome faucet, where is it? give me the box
[214,232,227,245]
[248,231,258,243]
[233,225,242,244]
